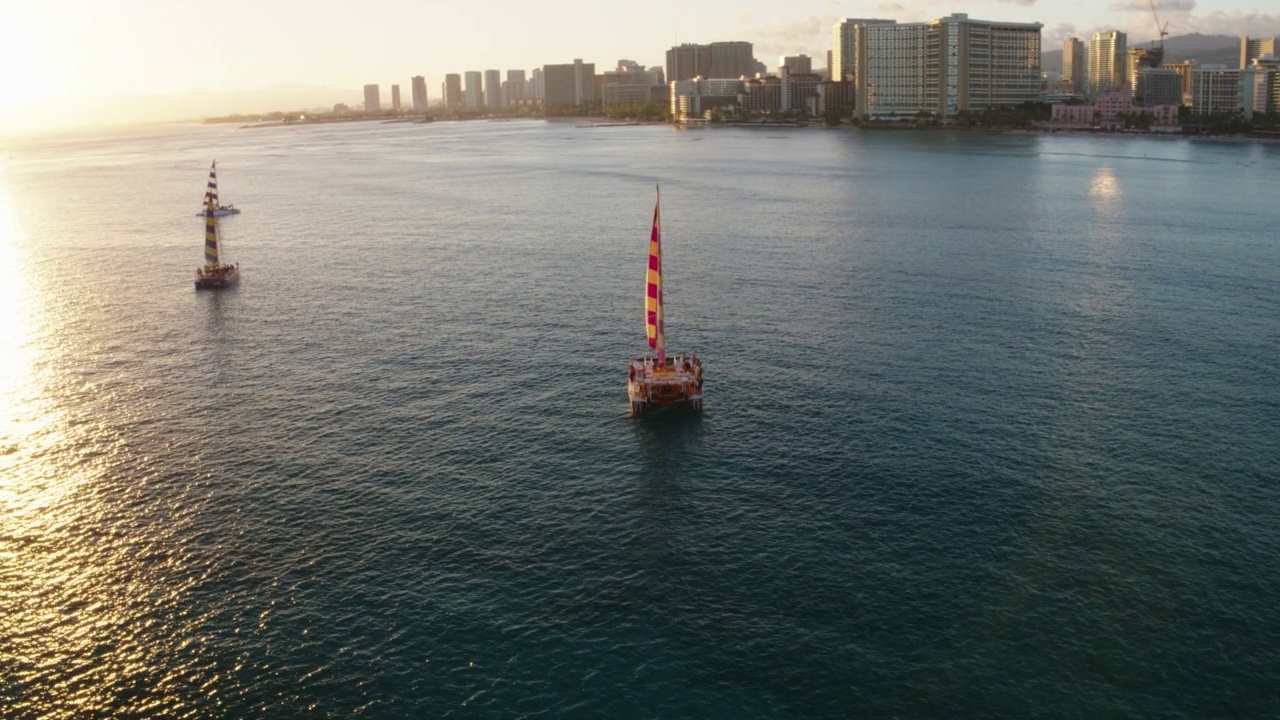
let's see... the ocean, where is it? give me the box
[1,120,1278,718]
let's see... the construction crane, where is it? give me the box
[1147,0,1170,66]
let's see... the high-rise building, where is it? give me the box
[666,44,711,83]
[506,70,527,104]
[391,84,401,110]
[1062,37,1086,93]
[601,61,664,106]
[531,68,545,103]
[443,73,463,109]
[411,75,427,110]
[1134,68,1183,106]
[710,41,754,79]
[1240,36,1278,68]
[1127,47,1162,92]
[464,71,483,109]
[363,84,381,112]
[1089,31,1127,96]
[781,55,812,74]
[1191,66,1241,115]
[780,68,821,111]
[831,18,895,83]
[1163,60,1197,97]
[543,59,595,107]
[669,77,744,120]
[1242,57,1278,118]
[484,69,502,108]
[856,13,1040,118]
[665,41,755,82]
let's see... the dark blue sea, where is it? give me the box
[1,120,1278,718]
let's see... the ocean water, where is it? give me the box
[1,120,1278,718]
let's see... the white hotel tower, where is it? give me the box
[853,13,1042,119]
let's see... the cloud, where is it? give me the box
[879,2,906,12]
[1110,0,1195,11]
[742,15,833,59]
[1182,10,1280,36]
[1045,23,1080,44]
[995,0,1036,6]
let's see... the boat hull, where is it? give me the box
[195,207,241,217]
[195,264,239,289]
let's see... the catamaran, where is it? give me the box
[194,199,239,289]
[627,185,703,414]
[195,160,241,216]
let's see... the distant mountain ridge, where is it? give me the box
[1041,33,1240,76]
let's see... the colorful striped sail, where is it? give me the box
[645,185,665,366]
[204,201,220,266]
[203,160,219,208]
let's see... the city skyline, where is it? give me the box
[2,0,1279,134]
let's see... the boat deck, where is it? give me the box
[628,354,703,413]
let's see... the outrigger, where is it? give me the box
[627,185,703,414]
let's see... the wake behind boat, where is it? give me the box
[194,200,239,289]
[628,185,703,414]
[194,160,241,216]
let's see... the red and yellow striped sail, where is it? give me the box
[645,186,665,365]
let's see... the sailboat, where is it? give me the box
[195,160,241,216]
[627,185,703,414]
[194,199,239,289]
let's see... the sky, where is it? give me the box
[1,0,1278,133]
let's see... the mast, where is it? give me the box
[645,184,665,366]
[204,201,220,267]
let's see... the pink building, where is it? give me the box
[1050,89,1179,127]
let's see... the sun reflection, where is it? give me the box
[1088,165,1121,207]
[0,178,47,497]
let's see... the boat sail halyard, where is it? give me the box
[628,185,703,415]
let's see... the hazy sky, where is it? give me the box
[2,0,1278,131]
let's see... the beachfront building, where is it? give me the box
[390,84,401,111]
[411,75,427,110]
[1050,89,1179,128]
[1241,59,1279,118]
[485,70,502,108]
[1134,68,1184,106]
[506,70,527,104]
[531,68,545,104]
[1191,66,1242,115]
[670,77,744,122]
[443,74,463,109]
[856,13,1041,119]
[1163,61,1197,99]
[741,75,782,112]
[831,18,896,83]
[780,67,821,111]
[601,61,665,107]
[543,59,596,108]
[464,71,483,109]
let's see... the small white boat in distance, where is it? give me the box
[194,160,241,216]
[627,185,703,414]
